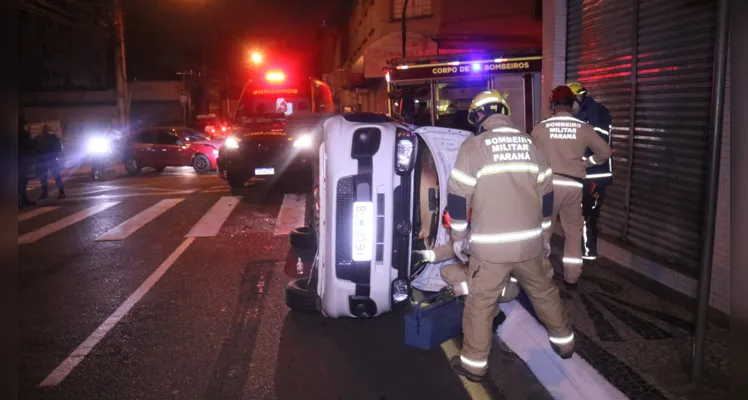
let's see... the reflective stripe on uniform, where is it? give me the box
[537,167,553,183]
[542,219,552,230]
[491,127,521,134]
[450,168,477,187]
[594,127,610,136]
[424,250,436,262]
[470,227,542,244]
[460,281,469,295]
[549,333,575,344]
[586,172,612,179]
[553,179,583,188]
[583,256,597,260]
[460,355,488,368]
[589,155,598,165]
[451,221,468,231]
[510,277,517,282]
[477,162,539,178]
[562,257,583,265]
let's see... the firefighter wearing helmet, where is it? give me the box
[445,89,574,382]
[530,86,612,291]
[566,82,613,264]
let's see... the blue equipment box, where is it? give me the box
[404,295,464,351]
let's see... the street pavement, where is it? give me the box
[18,167,549,400]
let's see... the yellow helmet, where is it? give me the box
[468,90,511,126]
[565,82,587,96]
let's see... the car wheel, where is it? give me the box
[289,226,316,249]
[124,157,141,176]
[227,171,246,188]
[192,154,211,173]
[154,166,166,172]
[284,278,318,313]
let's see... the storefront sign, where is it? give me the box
[388,57,542,81]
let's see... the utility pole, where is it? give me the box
[114,0,129,132]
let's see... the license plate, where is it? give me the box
[352,201,374,262]
[254,167,275,176]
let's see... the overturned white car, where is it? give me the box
[284,113,518,318]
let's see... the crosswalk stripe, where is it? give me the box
[185,196,242,238]
[18,206,59,222]
[273,193,307,236]
[69,190,197,201]
[18,202,121,244]
[95,199,184,242]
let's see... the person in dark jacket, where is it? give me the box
[34,124,66,199]
[567,82,613,264]
[18,118,36,207]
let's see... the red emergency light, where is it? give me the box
[265,70,286,83]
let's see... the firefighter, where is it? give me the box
[566,82,613,264]
[531,86,611,290]
[446,90,574,382]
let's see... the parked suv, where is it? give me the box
[122,126,223,175]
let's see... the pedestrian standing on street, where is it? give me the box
[34,124,66,200]
[18,118,37,208]
[446,90,575,383]
[530,86,611,290]
[566,82,613,265]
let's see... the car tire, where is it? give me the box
[284,278,318,313]
[124,157,141,176]
[193,154,211,173]
[289,226,316,249]
[227,172,246,188]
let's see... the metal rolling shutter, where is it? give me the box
[627,0,717,269]
[567,0,718,270]
[566,0,635,239]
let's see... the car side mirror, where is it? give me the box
[428,188,438,211]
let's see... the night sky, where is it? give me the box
[125,0,349,83]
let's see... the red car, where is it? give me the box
[122,126,223,175]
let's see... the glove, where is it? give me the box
[453,240,470,264]
[544,241,551,258]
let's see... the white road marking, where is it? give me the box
[39,237,196,387]
[95,198,184,241]
[68,190,197,201]
[68,186,121,197]
[127,186,190,193]
[496,301,627,400]
[18,206,59,222]
[273,193,307,236]
[185,196,242,237]
[18,202,120,244]
[440,339,492,400]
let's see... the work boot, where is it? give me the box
[57,189,66,199]
[492,310,506,333]
[450,356,485,383]
[583,258,596,268]
[551,336,575,360]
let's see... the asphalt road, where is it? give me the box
[18,167,550,400]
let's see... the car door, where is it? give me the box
[411,126,471,292]
[154,130,189,166]
[131,130,156,166]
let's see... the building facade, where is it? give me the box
[328,0,542,113]
[542,0,730,314]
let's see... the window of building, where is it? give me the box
[391,0,432,20]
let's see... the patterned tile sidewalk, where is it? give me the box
[547,238,729,400]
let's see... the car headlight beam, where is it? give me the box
[293,134,313,148]
[87,137,111,154]
[225,136,240,149]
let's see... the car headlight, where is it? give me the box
[293,134,312,148]
[87,137,111,154]
[392,278,410,303]
[395,128,416,175]
[225,137,239,149]
[213,149,219,156]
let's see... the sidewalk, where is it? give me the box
[547,236,729,400]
